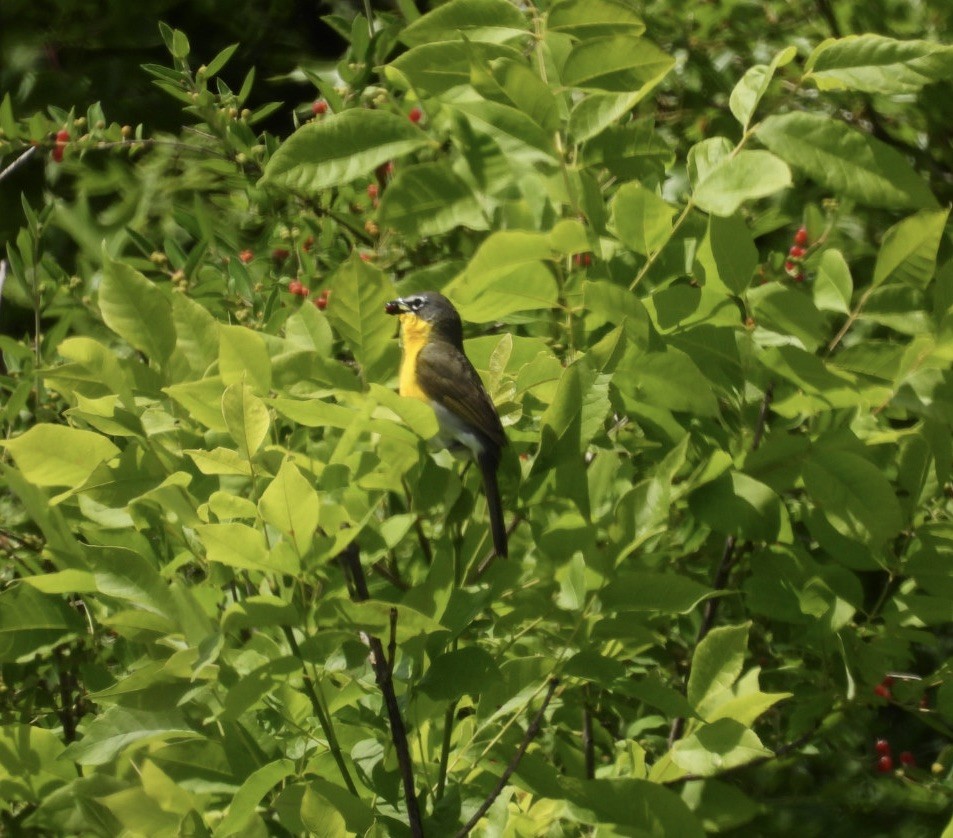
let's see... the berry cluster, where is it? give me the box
[874,737,916,773]
[784,226,809,282]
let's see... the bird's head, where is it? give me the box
[385,291,463,346]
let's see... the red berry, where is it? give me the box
[784,259,797,274]
[359,252,372,262]
[877,755,893,773]
[788,245,806,259]
[875,739,891,756]
[573,252,592,268]
[288,280,302,295]
[794,226,809,246]
[874,683,892,700]
[367,183,379,199]
[271,248,290,262]
[51,145,65,163]
[314,294,328,310]
[312,100,328,115]
[882,676,895,687]
[239,249,254,264]
[408,107,422,123]
[55,129,70,142]
[900,751,916,767]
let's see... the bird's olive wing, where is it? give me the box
[416,342,506,450]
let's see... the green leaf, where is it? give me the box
[682,779,763,832]
[221,382,270,459]
[802,449,903,546]
[447,230,561,321]
[757,113,938,210]
[687,623,749,714]
[449,99,558,165]
[872,207,949,289]
[583,280,652,347]
[386,41,523,96]
[219,324,272,393]
[85,545,178,620]
[689,472,790,542]
[61,706,199,766]
[419,646,501,702]
[600,572,715,614]
[515,757,705,836]
[1,424,119,488]
[693,151,791,217]
[377,161,488,242]
[0,725,74,803]
[547,0,645,39]
[617,347,720,416]
[472,57,559,133]
[164,377,228,432]
[260,110,432,194]
[813,249,853,313]
[258,459,320,555]
[214,759,295,837]
[324,254,395,383]
[671,719,772,777]
[300,787,349,838]
[747,284,826,351]
[171,292,219,377]
[729,47,796,129]
[580,119,674,181]
[562,36,674,93]
[398,0,530,46]
[57,337,134,407]
[0,585,85,662]
[100,252,175,363]
[805,34,953,94]
[694,213,758,295]
[611,182,674,255]
[569,91,650,144]
[197,522,298,574]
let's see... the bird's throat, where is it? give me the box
[398,314,432,403]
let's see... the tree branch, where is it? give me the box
[340,543,424,838]
[669,383,773,745]
[454,678,559,838]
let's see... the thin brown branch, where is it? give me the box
[669,383,773,745]
[454,678,559,838]
[282,625,358,795]
[340,543,424,838]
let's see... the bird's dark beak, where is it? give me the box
[385,298,409,315]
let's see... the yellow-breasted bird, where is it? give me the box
[385,292,508,558]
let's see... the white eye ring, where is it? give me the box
[411,297,424,311]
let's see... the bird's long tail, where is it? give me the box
[478,453,507,558]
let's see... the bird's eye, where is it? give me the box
[410,297,424,311]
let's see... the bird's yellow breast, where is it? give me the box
[397,313,432,403]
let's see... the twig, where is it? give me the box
[454,678,559,838]
[669,383,773,745]
[435,700,458,801]
[54,646,77,743]
[387,607,398,672]
[340,543,424,838]
[582,699,595,780]
[0,145,37,184]
[282,625,359,795]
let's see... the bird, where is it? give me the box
[385,291,508,558]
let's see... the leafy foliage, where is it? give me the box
[2,1,953,835]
